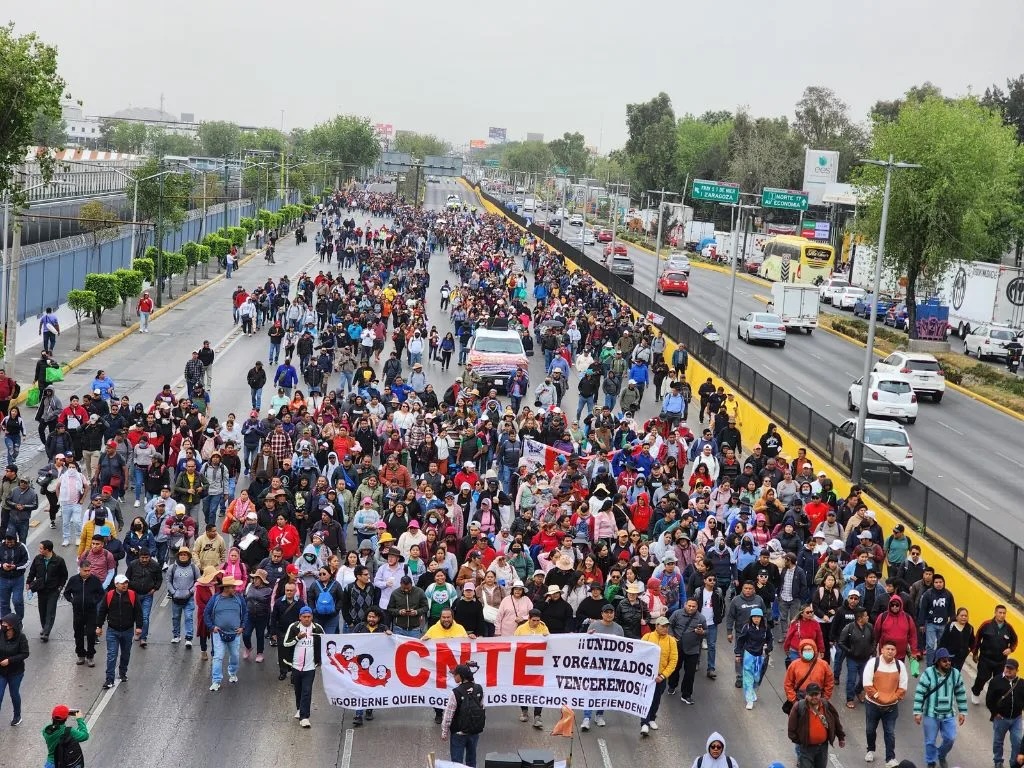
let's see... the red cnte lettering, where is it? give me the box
[512,641,545,686]
[434,642,472,689]
[395,641,429,686]
[476,641,511,687]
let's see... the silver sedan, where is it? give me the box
[737,312,787,347]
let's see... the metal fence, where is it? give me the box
[475,185,1024,606]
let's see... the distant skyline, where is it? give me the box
[8,0,1023,151]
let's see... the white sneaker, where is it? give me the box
[745,701,754,710]
[295,710,301,719]
[133,500,140,508]
[580,717,591,732]
[971,692,980,705]
[865,751,875,763]
[702,639,708,649]
[229,675,238,683]
[171,636,181,644]
[648,720,658,731]
[209,683,220,691]
[885,760,899,768]
[299,718,311,728]
[596,716,606,727]
[640,724,649,736]
[61,539,69,547]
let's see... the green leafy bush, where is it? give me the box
[132,257,155,283]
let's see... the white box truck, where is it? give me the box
[934,260,1024,336]
[522,196,536,215]
[769,282,820,333]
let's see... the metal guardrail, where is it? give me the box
[20,160,147,203]
[474,184,1024,606]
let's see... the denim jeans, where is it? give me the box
[251,387,262,410]
[133,593,152,640]
[0,671,24,719]
[705,623,718,672]
[338,370,354,393]
[393,626,423,638]
[993,715,1023,764]
[846,657,867,702]
[924,623,944,666]
[864,701,899,761]
[582,708,605,719]
[105,627,134,683]
[314,613,340,634]
[450,732,480,768]
[0,574,25,618]
[4,435,20,466]
[139,312,150,332]
[269,343,281,364]
[171,598,195,639]
[243,614,270,653]
[642,678,666,724]
[575,395,595,420]
[204,494,224,527]
[133,465,146,501]
[61,503,83,544]
[921,714,958,765]
[211,632,241,683]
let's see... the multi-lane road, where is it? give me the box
[510,204,1020,540]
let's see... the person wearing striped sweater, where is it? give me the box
[913,647,967,768]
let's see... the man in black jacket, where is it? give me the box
[271,580,306,681]
[96,575,143,688]
[25,540,68,641]
[125,551,163,647]
[985,657,1024,768]
[63,560,104,665]
[247,362,267,411]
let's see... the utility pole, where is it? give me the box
[156,161,165,309]
[3,219,20,373]
[722,203,759,358]
[646,187,685,291]
[854,154,921,445]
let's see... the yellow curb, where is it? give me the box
[15,244,264,406]
[615,236,771,287]
[753,294,773,304]
[817,322,1024,423]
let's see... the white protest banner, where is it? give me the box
[320,633,659,716]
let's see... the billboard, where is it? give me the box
[526,132,544,143]
[373,123,394,137]
[423,155,463,177]
[802,149,840,206]
[488,126,507,143]
[469,139,487,150]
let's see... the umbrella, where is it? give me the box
[697,237,717,251]
[540,319,564,329]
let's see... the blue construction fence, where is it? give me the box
[17,193,298,322]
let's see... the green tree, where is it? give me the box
[307,115,380,173]
[548,132,588,177]
[147,128,200,157]
[78,200,121,271]
[981,75,1024,144]
[870,82,946,125]
[66,289,95,351]
[503,141,555,175]
[240,127,287,153]
[83,273,120,338]
[625,92,678,192]
[132,158,192,244]
[162,252,188,300]
[0,23,67,200]
[675,113,733,186]
[132,256,154,283]
[852,96,1024,337]
[726,110,802,192]
[103,120,148,153]
[32,109,66,147]
[793,86,868,181]
[113,268,144,326]
[181,242,199,289]
[393,131,451,159]
[199,121,241,158]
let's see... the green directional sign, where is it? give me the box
[691,179,740,204]
[483,159,500,167]
[761,187,809,211]
[552,166,568,175]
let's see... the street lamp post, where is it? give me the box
[646,187,685,291]
[722,202,760,359]
[854,154,921,445]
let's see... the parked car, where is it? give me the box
[744,254,764,274]
[872,351,945,402]
[834,286,867,310]
[608,255,635,285]
[853,293,896,319]
[847,373,918,423]
[963,324,1017,360]
[657,270,689,297]
[737,312,787,347]
[829,418,914,476]
[603,243,628,257]
[596,229,613,242]
[568,214,584,227]
[820,277,851,304]
[883,302,910,330]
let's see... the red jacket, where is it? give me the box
[137,296,154,313]
[873,595,919,660]
[268,524,301,561]
[784,616,826,655]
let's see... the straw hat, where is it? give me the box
[220,576,243,587]
[196,566,223,585]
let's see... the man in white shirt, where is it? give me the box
[283,606,323,728]
[56,455,88,548]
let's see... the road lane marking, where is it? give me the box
[597,738,615,768]
[86,678,120,729]
[809,352,824,360]
[936,420,965,436]
[761,365,777,374]
[340,728,355,768]
[955,488,991,511]
[797,387,814,397]
[997,452,1024,469]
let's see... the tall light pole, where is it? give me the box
[855,154,921,443]
[646,187,685,290]
[722,201,760,359]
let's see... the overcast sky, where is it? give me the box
[8,0,1023,150]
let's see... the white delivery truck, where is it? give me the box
[934,260,1024,337]
[522,196,536,215]
[769,282,820,333]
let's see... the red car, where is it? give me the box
[596,229,613,242]
[657,270,689,297]
[603,243,628,257]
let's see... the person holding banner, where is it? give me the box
[423,608,468,723]
[640,616,678,736]
[515,608,550,727]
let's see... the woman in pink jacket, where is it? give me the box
[495,581,533,636]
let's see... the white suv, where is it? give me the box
[819,277,850,304]
[829,418,914,476]
[873,351,945,402]
[964,324,1017,361]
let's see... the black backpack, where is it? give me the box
[455,683,486,735]
[54,726,85,768]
